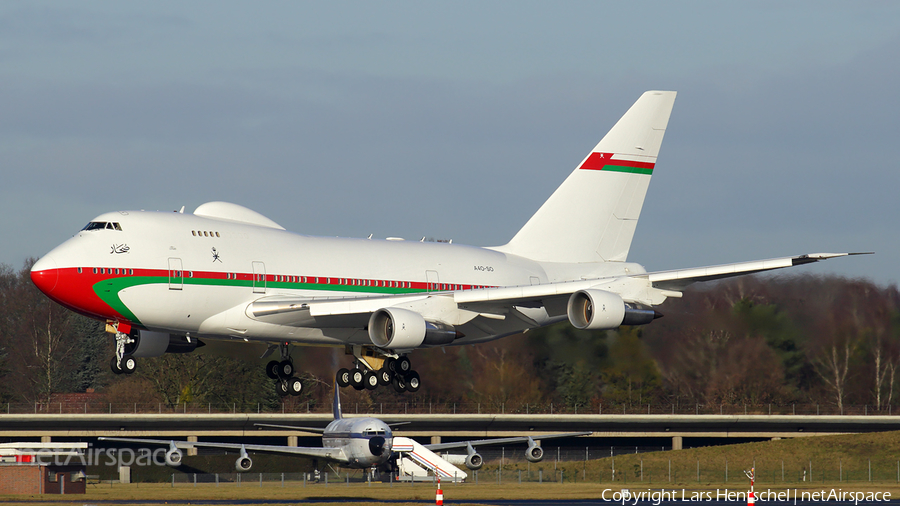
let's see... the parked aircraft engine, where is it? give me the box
[465,452,484,470]
[368,308,457,349]
[126,331,200,358]
[464,442,483,470]
[566,289,627,330]
[165,447,183,467]
[525,439,544,463]
[236,448,252,472]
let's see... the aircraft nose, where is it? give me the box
[30,255,59,295]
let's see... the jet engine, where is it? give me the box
[464,442,483,470]
[126,331,201,358]
[465,452,484,470]
[368,308,456,349]
[525,438,544,463]
[566,289,626,330]
[235,447,252,472]
[165,447,183,467]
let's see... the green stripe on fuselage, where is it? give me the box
[93,276,427,325]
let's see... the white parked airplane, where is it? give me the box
[31,90,864,396]
[99,386,589,475]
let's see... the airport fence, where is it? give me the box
[127,458,900,488]
[9,401,900,416]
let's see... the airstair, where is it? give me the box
[392,437,467,483]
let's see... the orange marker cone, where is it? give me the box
[436,477,443,505]
[745,467,755,506]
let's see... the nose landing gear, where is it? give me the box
[109,323,137,375]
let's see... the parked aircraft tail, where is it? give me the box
[333,383,342,420]
[494,90,676,263]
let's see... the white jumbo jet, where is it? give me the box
[31,90,864,396]
[99,386,590,474]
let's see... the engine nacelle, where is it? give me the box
[525,439,544,463]
[236,448,252,472]
[368,308,458,349]
[566,289,626,330]
[465,452,484,470]
[165,447,183,467]
[126,331,200,358]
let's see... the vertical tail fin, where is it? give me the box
[333,383,342,420]
[494,91,676,263]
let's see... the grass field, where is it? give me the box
[3,431,900,505]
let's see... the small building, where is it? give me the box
[0,442,88,494]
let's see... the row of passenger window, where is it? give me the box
[77,267,134,275]
[192,230,220,237]
[73,267,487,291]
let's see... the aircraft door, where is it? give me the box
[168,258,183,290]
[252,261,266,294]
[426,270,439,291]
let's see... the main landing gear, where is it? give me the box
[265,342,303,397]
[335,346,420,393]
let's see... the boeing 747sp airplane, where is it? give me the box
[31,91,865,396]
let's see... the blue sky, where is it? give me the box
[2,2,898,285]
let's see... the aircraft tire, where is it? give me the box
[377,367,392,386]
[266,360,280,380]
[336,368,351,388]
[349,368,365,389]
[363,371,379,390]
[384,357,396,372]
[276,380,289,397]
[405,370,421,392]
[121,355,137,375]
[277,360,294,379]
[287,377,303,396]
[396,356,411,376]
[391,374,407,393]
[110,357,123,375]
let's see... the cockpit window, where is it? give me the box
[82,222,122,231]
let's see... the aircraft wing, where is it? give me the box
[645,252,872,292]
[247,252,867,325]
[423,431,592,451]
[97,437,348,463]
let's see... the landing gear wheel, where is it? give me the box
[384,357,396,372]
[110,356,123,375]
[363,370,379,390]
[287,377,303,396]
[276,380,289,397]
[350,368,365,390]
[277,360,294,379]
[120,355,137,375]
[266,360,280,380]
[336,368,351,388]
[405,371,421,392]
[377,367,392,386]
[395,356,411,375]
[391,374,407,393]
